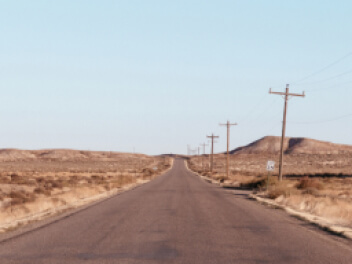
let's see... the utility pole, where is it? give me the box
[220,121,237,179]
[200,143,208,171]
[207,134,219,174]
[269,84,305,181]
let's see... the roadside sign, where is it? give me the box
[267,161,275,171]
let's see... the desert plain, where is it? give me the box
[0,149,172,232]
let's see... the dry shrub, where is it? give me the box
[68,178,79,185]
[111,175,135,188]
[91,175,102,180]
[10,173,20,179]
[241,177,266,189]
[90,175,107,185]
[142,168,154,178]
[267,176,279,187]
[35,177,45,183]
[267,182,299,199]
[142,174,151,180]
[34,187,51,196]
[0,176,11,184]
[86,178,93,184]
[301,187,320,196]
[268,188,287,199]
[50,180,64,189]
[10,190,36,205]
[10,174,32,185]
[214,175,227,183]
[296,177,324,190]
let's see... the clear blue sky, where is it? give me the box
[1,0,351,155]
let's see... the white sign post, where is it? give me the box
[266,161,275,190]
[267,161,275,171]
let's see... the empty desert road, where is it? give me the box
[1,159,352,264]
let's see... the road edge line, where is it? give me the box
[184,160,220,184]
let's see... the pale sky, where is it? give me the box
[1,1,351,155]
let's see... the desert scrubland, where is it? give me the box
[187,136,352,228]
[0,149,172,232]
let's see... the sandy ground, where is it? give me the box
[0,155,173,232]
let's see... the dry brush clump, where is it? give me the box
[238,176,297,200]
[296,177,324,191]
[110,175,136,189]
[9,190,36,206]
[267,182,301,199]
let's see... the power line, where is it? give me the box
[239,97,280,133]
[295,69,352,87]
[238,93,269,123]
[289,113,352,124]
[245,98,279,125]
[236,109,282,143]
[308,79,352,92]
[292,51,352,84]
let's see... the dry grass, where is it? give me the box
[188,153,352,181]
[187,153,352,228]
[0,154,172,226]
[296,177,324,191]
[9,190,36,206]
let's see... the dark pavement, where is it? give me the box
[1,158,351,263]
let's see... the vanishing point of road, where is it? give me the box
[1,159,352,263]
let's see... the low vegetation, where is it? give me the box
[0,151,172,231]
[187,152,352,228]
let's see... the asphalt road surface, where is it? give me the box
[1,159,352,264]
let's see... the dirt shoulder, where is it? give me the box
[186,155,352,239]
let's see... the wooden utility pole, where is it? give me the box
[269,84,305,181]
[200,143,208,171]
[197,146,200,166]
[207,134,219,174]
[220,121,237,179]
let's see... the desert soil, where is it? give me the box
[0,150,172,232]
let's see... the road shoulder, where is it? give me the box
[184,160,352,241]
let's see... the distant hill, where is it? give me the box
[0,149,146,162]
[230,136,352,155]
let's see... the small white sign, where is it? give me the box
[153,167,158,171]
[267,161,275,171]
